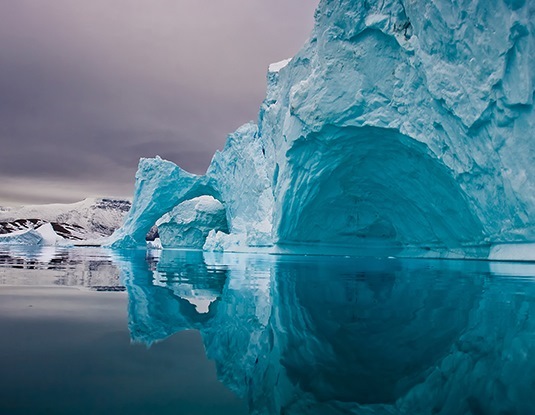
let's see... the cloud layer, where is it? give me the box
[0,0,317,205]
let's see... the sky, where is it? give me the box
[0,1,318,206]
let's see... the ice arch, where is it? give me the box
[275,126,484,254]
[108,157,222,248]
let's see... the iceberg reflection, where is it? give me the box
[113,250,535,414]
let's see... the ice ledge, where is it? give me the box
[489,243,535,262]
[268,58,291,73]
[201,240,535,262]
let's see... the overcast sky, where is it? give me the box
[0,1,318,206]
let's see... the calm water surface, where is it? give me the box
[0,245,534,415]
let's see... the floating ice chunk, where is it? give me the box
[0,228,43,245]
[35,223,65,246]
[203,230,245,252]
[146,237,162,250]
[0,223,66,246]
[489,243,535,262]
[156,196,228,249]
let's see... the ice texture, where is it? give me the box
[156,196,228,249]
[110,0,534,260]
[107,156,217,248]
[0,228,44,245]
[146,237,162,250]
[204,122,274,249]
[0,223,66,246]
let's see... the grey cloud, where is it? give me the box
[0,0,318,205]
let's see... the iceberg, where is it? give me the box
[156,196,228,249]
[107,156,217,248]
[0,228,44,245]
[146,237,162,250]
[110,0,534,260]
[0,223,66,246]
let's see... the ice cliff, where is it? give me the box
[110,0,534,260]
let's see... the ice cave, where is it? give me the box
[108,0,534,261]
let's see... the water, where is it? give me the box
[1,246,535,414]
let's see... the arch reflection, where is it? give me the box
[112,250,535,415]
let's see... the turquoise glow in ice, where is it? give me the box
[109,0,534,260]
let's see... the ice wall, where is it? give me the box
[110,125,273,250]
[107,156,218,248]
[111,0,534,259]
[205,123,274,248]
[265,0,534,257]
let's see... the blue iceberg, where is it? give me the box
[109,0,534,260]
[156,196,228,249]
[0,223,67,246]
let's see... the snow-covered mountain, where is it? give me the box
[0,198,131,241]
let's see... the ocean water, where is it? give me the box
[1,246,534,415]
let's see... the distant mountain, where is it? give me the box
[0,198,131,241]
